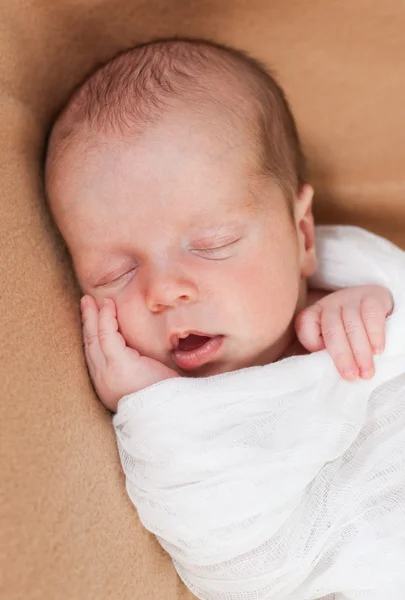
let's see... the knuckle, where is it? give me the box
[343,319,358,336]
[361,297,381,321]
[98,327,110,343]
[84,331,99,347]
[321,325,340,342]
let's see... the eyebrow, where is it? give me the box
[187,216,245,235]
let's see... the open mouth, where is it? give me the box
[171,333,224,371]
[177,334,211,351]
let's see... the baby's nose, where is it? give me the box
[145,273,198,313]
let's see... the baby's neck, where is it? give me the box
[306,288,329,306]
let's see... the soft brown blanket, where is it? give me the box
[2,1,405,598]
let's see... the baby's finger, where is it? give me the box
[97,298,126,360]
[360,296,387,355]
[341,304,375,379]
[295,303,326,352]
[321,306,359,380]
[81,295,104,370]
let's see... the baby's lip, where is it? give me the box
[169,330,215,350]
[171,334,225,372]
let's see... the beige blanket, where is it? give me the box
[2,2,405,599]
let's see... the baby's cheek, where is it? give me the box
[253,270,299,334]
[116,298,165,359]
[116,299,144,344]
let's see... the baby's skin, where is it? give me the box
[44,39,393,414]
[46,98,393,415]
[81,285,393,412]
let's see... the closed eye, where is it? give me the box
[95,267,137,288]
[190,237,242,259]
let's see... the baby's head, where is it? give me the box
[45,38,317,376]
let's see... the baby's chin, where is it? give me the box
[178,355,269,378]
[179,361,236,378]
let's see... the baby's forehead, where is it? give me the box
[50,103,255,199]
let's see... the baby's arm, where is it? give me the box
[80,295,178,412]
[295,285,393,380]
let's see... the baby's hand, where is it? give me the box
[295,285,393,380]
[80,295,179,412]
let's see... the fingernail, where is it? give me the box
[80,296,87,309]
[360,367,375,379]
[342,368,358,380]
[373,346,384,355]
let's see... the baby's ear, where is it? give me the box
[295,184,318,277]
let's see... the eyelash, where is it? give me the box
[102,268,136,287]
[196,247,228,256]
[191,238,241,258]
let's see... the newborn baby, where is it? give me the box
[45,38,391,413]
[45,39,405,599]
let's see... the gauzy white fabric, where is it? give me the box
[113,226,405,600]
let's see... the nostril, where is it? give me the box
[148,300,165,314]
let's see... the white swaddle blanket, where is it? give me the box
[113,226,405,600]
